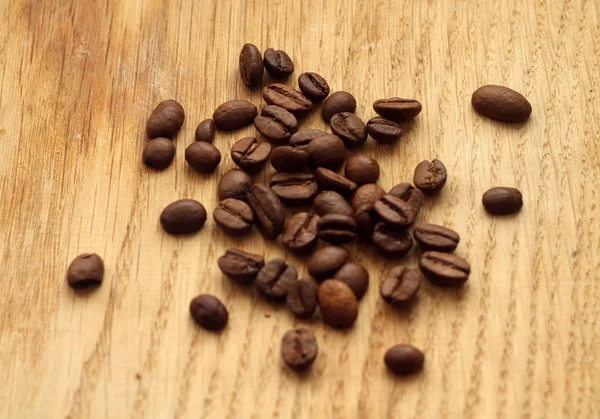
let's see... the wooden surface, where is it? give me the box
[0,0,599,417]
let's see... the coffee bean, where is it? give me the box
[217,169,253,201]
[380,266,421,306]
[213,100,258,130]
[413,224,460,252]
[254,105,298,144]
[282,212,319,252]
[419,251,470,287]
[374,194,418,227]
[281,327,318,370]
[286,279,318,318]
[372,222,413,256]
[256,258,298,301]
[231,137,271,172]
[388,183,425,213]
[384,345,424,375]
[318,279,358,328]
[330,112,368,147]
[189,294,228,331]
[213,198,254,234]
[289,129,327,150]
[263,48,294,78]
[298,72,330,101]
[315,168,357,196]
[263,83,312,115]
[333,262,369,299]
[246,183,287,239]
[322,91,357,122]
[146,100,185,139]
[482,187,523,215]
[306,245,349,280]
[313,191,354,217]
[239,43,264,86]
[351,184,386,211]
[472,85,532,122]
[185,142,221,173]
[218,249,265,284]
[355,209,376,241]
[67,253,104,289]
[195,119,216,143]
[366,117,403,143]
[345,155,380,185]
[270,172,319,203]
[308,134,346,169]
[373,97,422,121]
[142,137,175,169]
[414,159,447,192]
[270,146,310,172]
[318,214,357,244]
[160,199,207,234]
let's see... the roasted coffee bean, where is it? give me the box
[308,134,346,169]
[345,155,380,185]
[270,146,310,172]
[246,184,286,239]
[315,168,357,196]
[256,258,298,301]
[355,209,377,241]
[333,262,369,300]
[306,245,349,280]
[286,278,318,318]
[366,117,403,143]
[482,187,523,215]
[413,159,447,192]
[270,172,319,202]
[239,43,264,86]
[313,191,354,217]
[374,194,418,227]
[213,100,258,130]
[281,327,318,370]
[318,280,358,328]
[160,199,207,235]
[472,85,532,122]
[330,112,368,147]
[352,184,386,210]
[322,91,357,122]
[263,48,294,78]
[298,72,330,101]
[254,105,298,144]
[67,253,104,289]
[146,100,185,139]
[195,119,216,143]
[384,345,424,375]
[318,214,357,244]
[289,129,327,150]
[282,212,319,252]
[213,198,254,234]
[263,83,312,115]
[185,142,221,173]
[413,224,459,252]
[419,251,470,287]
[217,169,253,201]
[380,266,421,306]
[189,294,228,331]
[372,222,413,256]
[142,137,175,169]
[218,249,265,284]
[388,183,425,213]
[231,137,271,172]
[373,97,422,121]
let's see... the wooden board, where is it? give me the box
[1,0,599,417]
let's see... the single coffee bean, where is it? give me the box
[372,222,413,256]
[289,129,327,150]
[217,169,253,201]
[282,212,319,252]
[373,97,422,121]
[263,48,294,78]
[256,258,298,301]
[270,146,310,172]
[306,245,349,280]
[213,100,258,130]
[189,294,228,331]
[231,137,271,172]
[413,159,447,192]
[286,278,318,318]
[355,208,377,241]
[281,327,318,370]
[142,137,175,169]
[315,168,357,196]
[472,85,532,122]
[270,172,319,202]
[384,345,424,375]
[185,142,221,173]
[333,262,369,300]
[67,253,104,289]
[254,105,298,144]
[313,190,354,217]
[146,100,185,139]
[213,198,254,234]
[374,194,418,227]
[308,134,346,169]
[321,91,357,122]
[318,214,357,244]
[195,119,216,143]
[246,183,286,239]
[366,117,403,143]
[298,72,330,101]
[318,279,359,328]
[482,187,523,215]
[419,251,470,287]
[352,184,386,210]
[413,224,460,252]
[380,266,421,306]
[345,155,380,185]
[218,249,265,284]
[239,43,264,86]
[330,112,368,147]
[388,183,425,213]
[160,199,207,235]
[263,83,312,115]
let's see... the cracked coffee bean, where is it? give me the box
[380,265,421,306]
[281,327,318,370]
[371,222,413,256]
[263,83,312,115]
[286,279,318,318]
[263,48,294,78]
[298,72,330,101]
[231,137,271,172]
[315,168,357,196]
[413,224,459,252]
[270,146,310,172]
[366,117,403,143]
[318,213,357,244]
[213,198,254,234]
[413,159,447,192]
[374,194,418,227]
[419,251,470,287]
[246,184,287,239]
[254,105,298,144]
[218,248,265,284]
[270,172,319,203]
[373,97,422,121]
[388,183,425,213]
[256,258,298,301]
[329,112,367,147]
[282,212,319,252]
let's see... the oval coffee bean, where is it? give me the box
[67,253,104,289]
[213,100,258,130]
[160,199,207,235]
[373,97,422,121]
[217,169,253,201]
[185,142,221,173]
[472,85,532,122]
[298,72,330,101]
[345,155,380,185]
[419,251,470,287]
[372,222,413,256]
[270,172,319,203]
[306,245,349,280]
[246,183,287,239]
[286,279,318,318]
[254,105,298,144]
[366,117,403,143]
[282,212,319,252]
[195,119,216,143]
[413,159,447,192]
[281,327,318,370]
[256,258,298,301]
[321,91,357,122]
[263,48,294,78]
[146,100,185,139]
[218,249,265,284]
[330,112,367,147]
[213,198,254,234]
[318,280,358,328]
[380,266,421,306]
[142,137,175,169]
[263,83,312,115]
[313,190,354,217]
[482,187,523,215]
[239,43,264,86]
[270,146,309,172]
[413,224,460,252]
[289,129,327,149]
[318,214,357,244]
[333,262,369,300]
[352,184,386,211]
[231,137,271,172]
[384,345,425,375]
[374,194,418,227]
[355,209,377,241]
[388,183,425,213]
[189,294,228,331]
[315,168,357,196]
[308,134,346,169]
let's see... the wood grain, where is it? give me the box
[0,0,598,417]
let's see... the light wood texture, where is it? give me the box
[1,0,599,417]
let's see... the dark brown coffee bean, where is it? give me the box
[239,43,264,86]
[218,249,265,284]
[372,222,413,256]
[270,172,319,202]
[67,253,104,289]
[263,83,312,115]
[374,194,418,227]
[315,168,357,196]
[185,142,221,173]
[373,97,422,121]
[231,137,271,172]
[318,214,357,244]
[322,91,357,122]
[298,72,330,101]
[146,100,185,139]
[281,327,318,370]
[482,187,523,215]
[318,280,358,328]
[254,105,298,144]
[313,191,354,217]
[160,199,207,235]
[333,262,369,300]
[189,294,228,331]
[380,266,421,306]
[355,209,376,241]
[419,251,470,287]
[263,48,294,78]
[286,279,318,318]
[270,146,310,172]
[289,129,327,150]
[213,198,254,234]
[345,155,380,185]
[384,345,424,375]
[256,258,298,301]
[142,137,175,169]
[366,117,403,143]
[413,224,460,252]
[195,119,216,143]
[330,112,368,147]
[282,212,319,252]
[308,134,346,169]
[413,159,447,192]
[217,169,253,201]
[472,85,532,122]
[352,184,386,211]
[306,245,349,280]
[213,100,257,130]
[388,183,425,213]
[246,183,286,239]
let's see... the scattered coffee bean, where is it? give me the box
[345,155,380,185]
[231,137,271,172]
[270,172,319,203]
[142,137,175,169]
[246,183,287,239]
[263,83,312,115]
[254,105,298,144]
[355,209,377,241]
[286,279,318,318]
[281,327,318,370]
[384,345,424,375]
[256,258,298,301]
[160,199,207,235]
[318,214,357,244]
[352,184,386,211]
[213,198,254,234]
[308,134,346,169]
[371,222,413,256]
[333,262,369,299]
[218,249,265,284]
[374,194,418,227]
[413,159,447,192]
[373,97,422,121]
[218,169,253,201]
[282,212,320,252]
[482,187,523,215]
[330,112,368,147]
[185,142,221,173]
[67,253,104,289]
[289,129,327,150]
[413,224,459,252]
[322,91,357,122]
[146,100,185,139]
[195,119,216,143]
[315,168,357,196]
[380,266,421,306]
[313,190,354,217]
[213,100,258,130]
[419,251,470,287]
[298,72,330,101]
[318,279,359,328]
[471,85,532,122]
[366,117,403,143]
[388,183,425,213]
[270,146,310,172]
[189,294,228,331]
[306,245,349,280]
[239,43,264,86]
[263,48,294,78]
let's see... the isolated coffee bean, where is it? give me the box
[384,345,424,375]
[263,83,312,115]
[213,100,258,130]
[330,112,368,147]
[270,172,319,202]
[160,199,207,235]
[185,142,221,173]
[374,194,418,227]
[472,85,532,122]
[373,97,422,121]
[306,245,349,280]
[143,137,175,169]
[482,187,523,215]
[218,249,265,284]
[213,198,254,234]
[263,48,294,78]
[308,134,346,169]
[372,222,413,256]
[313,191,354,217]
[189,294,228,331]
[315,168,357,196]
[345,155,380,185]
[298,72,330,101]
[380,266,421,306]
[318,280,358,328]
[321,91,357,122]
[217,169,253,201]
[239,43,264,86]
[246,184,286,239]
[67,253,104,289]
[286,279,318,318]
[413,224,459,252]
[318,214,357,244]
[413,159,447,192]
[231,137,271,172]
[388,183,425,213]
[366,117,403,143]
[195,119,216,143]
[254,105,298,144]
[333,262,369,300]
[256,258,298,301]
[146,100,185,139]
[270,146,310,172]
[419,251,470,287]
[281,327,318,370]
[282,212,319,252]
[352,184,386,211]
[289,129,327,149]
